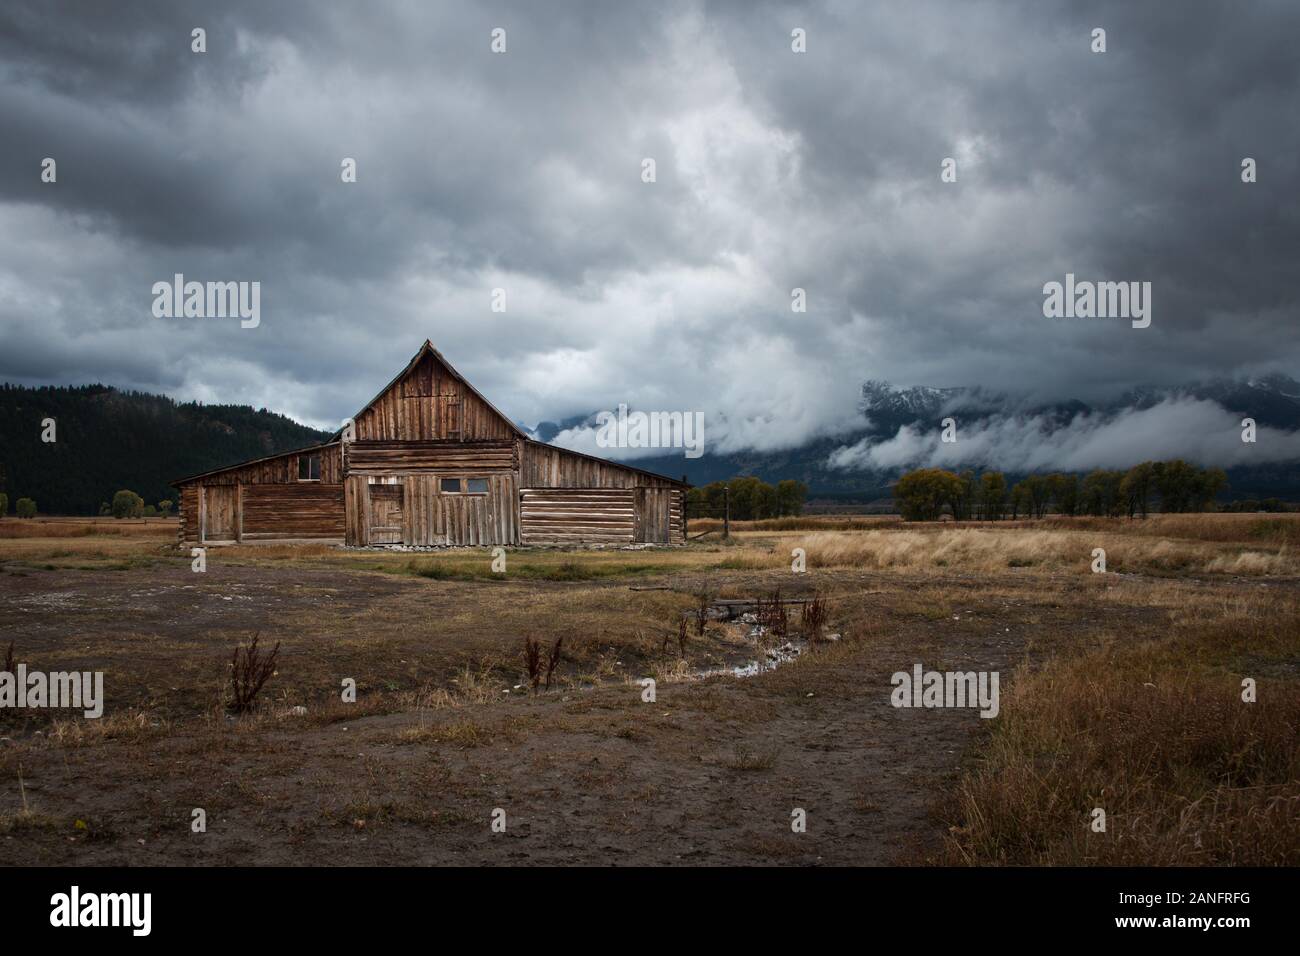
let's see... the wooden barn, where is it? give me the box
[172,342,688,549]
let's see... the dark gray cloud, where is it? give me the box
[1,0,1297,455]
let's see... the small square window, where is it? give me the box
[465,478,489,494]
[440,478,462,493]
[298,454,321,481]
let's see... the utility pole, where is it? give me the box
[723,485,730,539]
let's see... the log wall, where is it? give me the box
[346,440,515,474]
[521,441,682,489]
[241,484,345,539]
[520,488,636,545]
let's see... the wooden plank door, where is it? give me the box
[204,485,238,542]
[368,483,405,545]
[635,488,671,543]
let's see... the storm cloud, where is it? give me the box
[1,0,1297,462]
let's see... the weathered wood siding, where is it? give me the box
[521,441,681,489]
[404,474,518,546]
[520,488,636,545]
[634,488,684,544]
[353,352,517,442]
[241,484,345,539]
[202,485,239,541]
[180,485,199,542]
[176,443,343,544]
[345,440,515,474]
[345,473,517,546]
[190,445,342,485]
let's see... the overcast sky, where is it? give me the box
[2,0,1297,459]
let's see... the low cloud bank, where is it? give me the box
[828,397,1300,473]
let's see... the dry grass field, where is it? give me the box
[0,513,1296,865]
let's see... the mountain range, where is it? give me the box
[536,375,1300,505]
[4,375,1300,515]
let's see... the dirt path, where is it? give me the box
[1,608,1028,865]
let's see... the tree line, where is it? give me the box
[686,477,809,520]
[894,460,1229,521]
[0,489,174,520]
[0,382,329,514]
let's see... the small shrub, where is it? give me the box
[15,498,36,519]
[756,589,788,638]
[0,493,7,517]
[695,589,711,636]
[545,637,563,690]
[523,637,543,694]
[800,593,830,642]
[227,633,280,714]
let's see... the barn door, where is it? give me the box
[368,483,405,545]
[634,488,671,544]
[203,486,238,542]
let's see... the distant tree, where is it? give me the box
[1048,473,1079,516]
[952,470,978,520]
[15,497,36,519]
[1193,467,1228,511]
[143,504,158,517]
[1009,481,1028,519]
[895,468,963,521]
[703,481,728,516]
[1119,462,1156,518]
[0,492,7,518]
[726,477,762,520]
[775,480,808,517]
[1081,470,1124,516]
[1022,474,1052,518]
[158,499,174,516]
[979,472,1006,520]
[1152,460,1199,513]
[99,502,111,516]
[111,489,145,519]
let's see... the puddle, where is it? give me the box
[701,634,808,679]
[693,612,818,679]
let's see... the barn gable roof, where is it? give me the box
[329,341,527,442]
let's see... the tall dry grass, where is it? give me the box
[942,599,1300,865]
[722,526,1300,576]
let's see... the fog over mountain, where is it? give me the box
[564,374,1300,499]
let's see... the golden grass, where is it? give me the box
[942,597,1300,865]
[0,517,176,539]
[716,525,1300,576]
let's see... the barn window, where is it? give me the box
[465,478,489,494]
[298,454,321,481]
[440,477,461,493]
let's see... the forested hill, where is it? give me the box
[0,384,331,515]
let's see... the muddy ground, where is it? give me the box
[0,556,1285,865]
